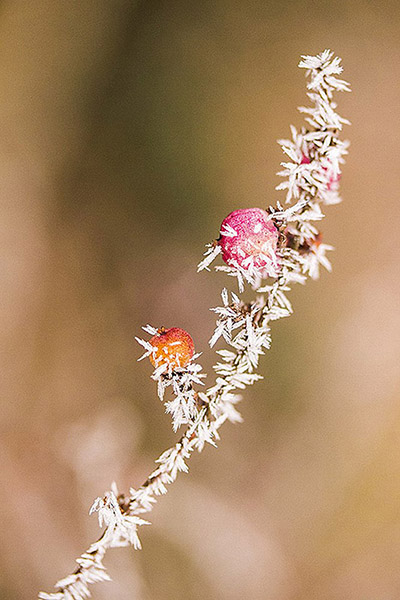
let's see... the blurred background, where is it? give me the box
[1,1,400,599]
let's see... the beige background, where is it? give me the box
[0,1,399,599]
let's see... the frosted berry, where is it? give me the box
[149,327,194,370]
[219,208,280,277]
[301,154,340,190]
[327,170,341,190]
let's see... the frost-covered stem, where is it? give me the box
[39,49,350,600]
[38,274,300,600]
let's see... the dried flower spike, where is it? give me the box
[219,208,280,277]
[149,327,194,369]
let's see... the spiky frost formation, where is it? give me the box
[39,50,350,600]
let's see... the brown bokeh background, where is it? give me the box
[1,2,400,599]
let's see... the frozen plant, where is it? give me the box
[39,49,350,599]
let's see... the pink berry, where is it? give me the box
[302,154,340,190]
[326,170,341,190]
[218,208,280,277]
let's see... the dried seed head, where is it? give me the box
[219,208,280,277]
[149,327,194,369]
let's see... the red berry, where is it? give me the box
[149,327,194,370]
[219,208,279,277]
[326,169,341,190]
[301,154,340,190]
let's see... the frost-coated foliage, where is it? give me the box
[39,49,350,600]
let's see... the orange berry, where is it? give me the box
[149,327,194,370]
